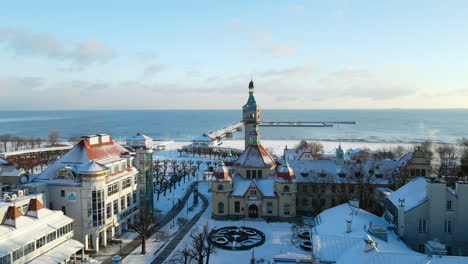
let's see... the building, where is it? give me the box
[211,81,296,220]
[311,202,467,264]
[28,134,140,252]
[126,133,154,150]
[191,134,219,147]
[0,192,83,263]
[384,177,468,256]
[0,158,29,189]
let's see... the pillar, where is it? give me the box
[101,229,108,247]
[94,234,100,252]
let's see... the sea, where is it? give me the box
[0,110,467,144]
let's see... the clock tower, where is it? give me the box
[242,80,261,149]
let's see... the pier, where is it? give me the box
[259,121,357,127]
[206,122,244,139]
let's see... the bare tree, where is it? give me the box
[460,138,468,177]
[0,134,14,152]
[419,139,434,161]
[34,137,44,148]
[391,166,412,189]
[48,129,60,146]
[68,136,82,145]
[346,161,376,210]
[306,141,324,159]
[188,223,215,264]
[437,144,458,176]
[128,208,154,254]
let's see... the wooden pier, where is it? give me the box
[206,122,244,140]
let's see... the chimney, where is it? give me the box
[349,198,359,208]
[364,235,375,252]
[98,134,110,143]
[346,219,352,233]
[397,198,405,237]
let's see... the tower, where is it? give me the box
[242,80,261,149]
[336,144,344,165]
[135,147,154,212]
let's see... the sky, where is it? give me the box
[0,1,467,110]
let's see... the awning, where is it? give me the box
[28,239,84,264]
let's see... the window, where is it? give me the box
[92,190,105,227]
[410,169,416,176]
[1,254,12,264]
[446,200,452,211]
[108,182,119,196]
[331,185,336,193]
[60,190,65,197]
[246,170,251,179]
[445,220,452,233]
[122,177,131,190]
[252,170,257,179]
[12,248,23,262]
[218,202,224,214]
[267,202,273,213]
[320,185,325,193]
[303,185,308,192]
[284,204,290,215]
[23,242,35,256]
[106,203,112,218]
[47,231,57,243]
[257,170,262,179]
[421,169,426,176]
[250,189,256,195]
[418,219,427,233]
[121,196,126,211]
[133,191,137,204]
[61,206,66,215]
[284,185,290,192]
[36,236,46,249]
[217,184,223,191]
[113,200,118,215]
[234,201,240,213]
[127,193,131,207]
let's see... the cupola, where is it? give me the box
[211,159,232,182]
[276,158,296,183]
[224,150,236,166]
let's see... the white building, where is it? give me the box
[0,193,83,264]
[29,134,140,252]
[126,133,154,150]
[191,134,219,147]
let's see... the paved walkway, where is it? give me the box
[95,182,198,264]
[152,191,209,264]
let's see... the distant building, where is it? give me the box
[385,177,468,256]
[0,192,83,263]
[126,133,154,149]
[29,134,139,252]
[191,134,219,147]
[0,158,29,188]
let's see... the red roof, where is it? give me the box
[276,160,296,182]
[82,138,128,161]
[212,161,231,181]
[6,206,24,220]
[28,198,45,212]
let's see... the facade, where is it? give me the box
[211,81,296,220]
[0,193,83,264]
[29,134,140,252]
[126,133,154,150]
[385,177,468,256]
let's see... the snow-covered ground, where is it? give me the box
[125,192,202,263]
[157,139,416,157]
[154,176,196,216]
[163,182,311,264]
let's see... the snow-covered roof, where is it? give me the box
[235,144,276,168]
[29,239,83,264]
[313,203,468,264]
[34,135,128,181]
[211,160,232,182]
[230,175,276,197]
[0,158,10,165]
[78,160,108,173]
[387,177,428,212]
[126,133,152,141]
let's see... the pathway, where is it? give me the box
[152,191,209,264]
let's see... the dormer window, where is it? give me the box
[217,184,224,191]
[54,168,75,180]
[284,185,290,192]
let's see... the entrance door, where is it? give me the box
[248,204,259,218]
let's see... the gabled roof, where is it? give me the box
[387,177,428,212]
[235,144,276,168]
[231,175,276,197]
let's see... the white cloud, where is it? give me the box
[265,43,300,57]
[143,64,166,77]
[0,27,115,69]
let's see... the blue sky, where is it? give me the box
[1,1,467,109]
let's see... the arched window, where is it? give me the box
[234,201,240,213]
[218,202,224,214]
[217,184,223,191]
[283,185,290,192]
[284,204,290,215]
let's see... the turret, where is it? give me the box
[336,145,344,166]
[243,80,261,149]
